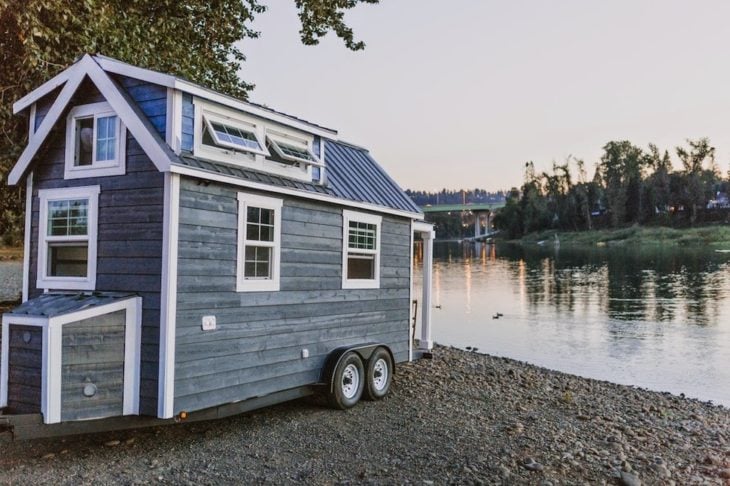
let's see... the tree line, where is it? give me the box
[494,138,730,239]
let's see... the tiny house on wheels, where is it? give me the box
[0,55,435,440]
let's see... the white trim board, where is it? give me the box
[13,67,73,115]
[1,296,142,424]
[9,62,85,185]
[21,172,33,302]
[158,172,180,419]
[169,164,423,221]
[8,55,174,186]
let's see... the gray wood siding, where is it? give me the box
[27,79,164,416]
[61,310,126,421]
[7,325,43,414]
[181,93,194,152]
[174,177,411,413]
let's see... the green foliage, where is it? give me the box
[0,0,378,241]
[295,0,379,51]
[494,138,729,237]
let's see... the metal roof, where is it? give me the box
[173,141,422,216]
[324,141,422,214]
[8,292,137,318]
[175,156,336,195]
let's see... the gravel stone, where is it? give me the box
[1,345,728,484]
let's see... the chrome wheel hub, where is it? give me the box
[372,358,388,391]
[342,363,360,399]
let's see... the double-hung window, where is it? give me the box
[64,102,126,179]
[236,193,282,292]
[342,210,381,289]
[37,186,99,291]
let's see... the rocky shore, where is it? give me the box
[1,345,728,485]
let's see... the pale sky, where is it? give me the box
[241,1,730,192]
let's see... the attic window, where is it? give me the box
[64,102,126,180]
[267,135,323,167]
[202,114,268,156]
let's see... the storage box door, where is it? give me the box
[7,325,43,414]
[61,310,126,421]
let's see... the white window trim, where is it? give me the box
[342,209,382,290]
[236,192,283,292]
[192,98,314,182]
[37,185,100,291]
[203,112,269,157]
[64,101,126,180]
[266,131,324,168]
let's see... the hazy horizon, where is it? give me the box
[241,1,730,192]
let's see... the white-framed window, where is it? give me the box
[342,210,381,289]
[266,132,323,168]
[236,192,283,292]
[37,186,100,291]
[192,98,319,183]
[202,112,268,157]
[64,102,126,179]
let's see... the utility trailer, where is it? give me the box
[0,55,435,440]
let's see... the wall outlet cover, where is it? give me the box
[202,315,217,331]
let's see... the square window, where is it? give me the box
[65,102,125,180]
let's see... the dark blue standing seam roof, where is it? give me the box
[324,140,422,214]
[172,142,422,215]
[8,292,137,318]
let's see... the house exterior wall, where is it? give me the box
[173,176,411,413]
[61,310,126,421]
[26,78,166,416]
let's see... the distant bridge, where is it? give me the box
[420,202,506,240]
[420,202,505,213]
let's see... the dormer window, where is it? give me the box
[202,114,268,156]
[267,134,323,167]
[64,102,126,179]
[193,98,323,183]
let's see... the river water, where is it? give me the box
[418,242,730,407]
[2,243,729,406]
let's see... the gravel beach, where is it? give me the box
[1,345,728,485]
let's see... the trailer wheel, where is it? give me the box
[364,347,393,400]
[328,352,365,409]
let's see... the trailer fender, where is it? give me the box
[320,343,395,394]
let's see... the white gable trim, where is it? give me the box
[8,63,85,185]
[8,55,173,186]
[13,67,73,115]
[79,56,173,173]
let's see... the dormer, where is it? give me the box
[190,97,325,183]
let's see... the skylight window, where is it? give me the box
[267,136,323,167]
[202,115,268,156]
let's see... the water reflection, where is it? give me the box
[422,241,730,405]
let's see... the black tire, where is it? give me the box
[363,347,393,401]
[327,351,365,409]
